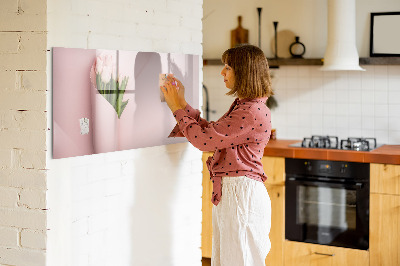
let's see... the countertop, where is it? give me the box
[263,139,400,165]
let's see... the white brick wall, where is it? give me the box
[0,0,48,265]
[46,1,203,266]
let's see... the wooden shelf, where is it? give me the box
[203,58,323,67]
[359,57,400,65]
[203,57,400,67]
[268,58,323,67]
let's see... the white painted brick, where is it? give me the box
[0,32,47,71]
[0,71,16,90]
[20,149,46,170]
[19,189,46,209]
[135,24,171,41]
[17,70,47,91]
[152,39,181,54]
[191,32,203,44]
[121,160,134,176]
[181,16,202,30]
[0,208,46,230]
[190,3,203,19]
[0,150,11,169]
[0,129,46,150]
[0,90,46,111]
[87,211,109,234]
[105,178,123,196]
[0,247,45,266]
[0,169,46,189]
[0,0,18,13]
[87,33,124,51]
[181,41,202,55]
[168,28,193,43]
[87,164,108,183]
[152,10,181,27]
[19,32,47,55]
[0,33,20,54]
[120,9,154,26]
[20,229,46,250]
[166,0,195,16]
[1,110,46,130]
[0,227,19,247]
[105,162,122,179]
[19,0,47,15]
[0,13,46,32]
[129,0,167,13]
[71,166,89,187]
[0,187,19,208]
[72,218,88,237]
[88,19,126,37]
[0,52,47,71]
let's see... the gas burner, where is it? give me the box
[301,135,339,149]
[340,137,377,151]
[290,136,380,151]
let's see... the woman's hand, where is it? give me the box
[161,79,184,113]
[173,77,187,108]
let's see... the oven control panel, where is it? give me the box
[286,158,369,180]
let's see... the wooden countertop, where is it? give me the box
[263,139,400,165]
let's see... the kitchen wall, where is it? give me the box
[46,1,203,266]
[203,0,400,144]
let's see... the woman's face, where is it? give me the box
[220,64,235,89]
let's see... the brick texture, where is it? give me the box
[0,0,47,265]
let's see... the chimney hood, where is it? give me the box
[320,0,365,71]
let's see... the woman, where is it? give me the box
[161,44,273,266]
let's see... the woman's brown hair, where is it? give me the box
[221,44,273,99]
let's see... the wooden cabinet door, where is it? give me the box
[202,154,286,263]
[370,193,400,266]
[262,156,285,186]
[284,241,369,266]
[202,152,213,258]
[370,163,400,195]
[264,184,284,266]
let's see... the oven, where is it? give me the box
[285,158,370,250]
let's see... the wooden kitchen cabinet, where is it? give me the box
[262,156,285,266]
[202,152,213,258]
[370,163,400,266]
[264,184,285,266]
[284,241,369,266]
[370,193,400,266]
[370,163,400,195]
[261,156,285,186]
[201,154,286,266]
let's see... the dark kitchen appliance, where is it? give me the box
[285,158,370,250]
[289,135,380,151]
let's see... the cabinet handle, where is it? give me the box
[314,252,335,257]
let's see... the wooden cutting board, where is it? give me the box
[231,16,249,48]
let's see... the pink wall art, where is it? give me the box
[52,47,200,159]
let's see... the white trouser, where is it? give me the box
[212,176,271,266]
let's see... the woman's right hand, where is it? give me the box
[168,76,187,109]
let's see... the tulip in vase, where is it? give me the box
[90,50,129,154]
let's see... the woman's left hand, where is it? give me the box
[161,79,184,113]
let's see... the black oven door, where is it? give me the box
[285,177,369,250]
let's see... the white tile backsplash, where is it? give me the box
[203,65,400,144]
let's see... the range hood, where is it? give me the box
[320,0,365,71]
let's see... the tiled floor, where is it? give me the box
[202,257,211,266]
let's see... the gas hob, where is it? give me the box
[289,135,383,151]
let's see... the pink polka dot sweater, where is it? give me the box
[169,97,272,206]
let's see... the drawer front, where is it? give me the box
[284,241,369,266]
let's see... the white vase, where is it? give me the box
[90,62,118,154]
